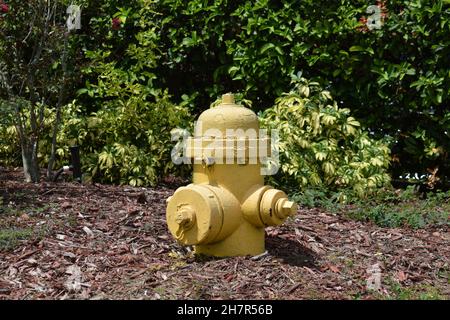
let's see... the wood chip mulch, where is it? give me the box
[0,169,448,300]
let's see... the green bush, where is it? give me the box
[151,0,450,185]
[0,103,62,168]
[346,187,450,228]
[59,95,191,186]
[3,0,449,188]
[0,96,191,187]
[73,2,192,186]
[261,76,391,198]
[292,185,450,228]
[0,1,192,186]
[0,115,19,167]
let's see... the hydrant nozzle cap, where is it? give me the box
[222,93,235,105]
[282,200,298,217]
[274,198,298,219]
[175,207,196,230]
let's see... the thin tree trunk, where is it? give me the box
[47,33,69,180]
[12,100,40,183]
[21,139,40,183]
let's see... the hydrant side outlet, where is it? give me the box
[166,94,298,257]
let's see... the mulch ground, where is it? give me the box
[0,168,449,300]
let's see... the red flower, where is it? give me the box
[377,0,387,10]
[112,17,121,30]
[0,3,9,13]
[357,16,369,33]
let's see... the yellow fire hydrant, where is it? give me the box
[166,94,297,257]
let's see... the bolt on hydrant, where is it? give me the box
[166,94,298,257]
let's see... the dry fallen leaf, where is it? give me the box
[397,270,408,282]
[61,201,72,209]
[328,265,341,273]
[56,234,66,240]
[19,213,30,221]
[82,226,94,238]
[63,252,76,259]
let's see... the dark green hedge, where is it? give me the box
[149,0,449,185]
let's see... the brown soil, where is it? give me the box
[0,168,449,300]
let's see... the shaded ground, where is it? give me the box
[0,168,449,300]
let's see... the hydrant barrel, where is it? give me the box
[166,93,298,257]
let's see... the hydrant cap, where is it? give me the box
[222,93,236,105]
[166,185,223,245]
[197,93,259,134]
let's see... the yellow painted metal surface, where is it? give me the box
[166,94,298,257]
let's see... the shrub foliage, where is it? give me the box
[1,0,449,189]
[261,76,391,197]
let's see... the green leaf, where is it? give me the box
[260,43,275,54]
[76,88,89,96]
[275,46,284,55]
[349,46,365,52]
